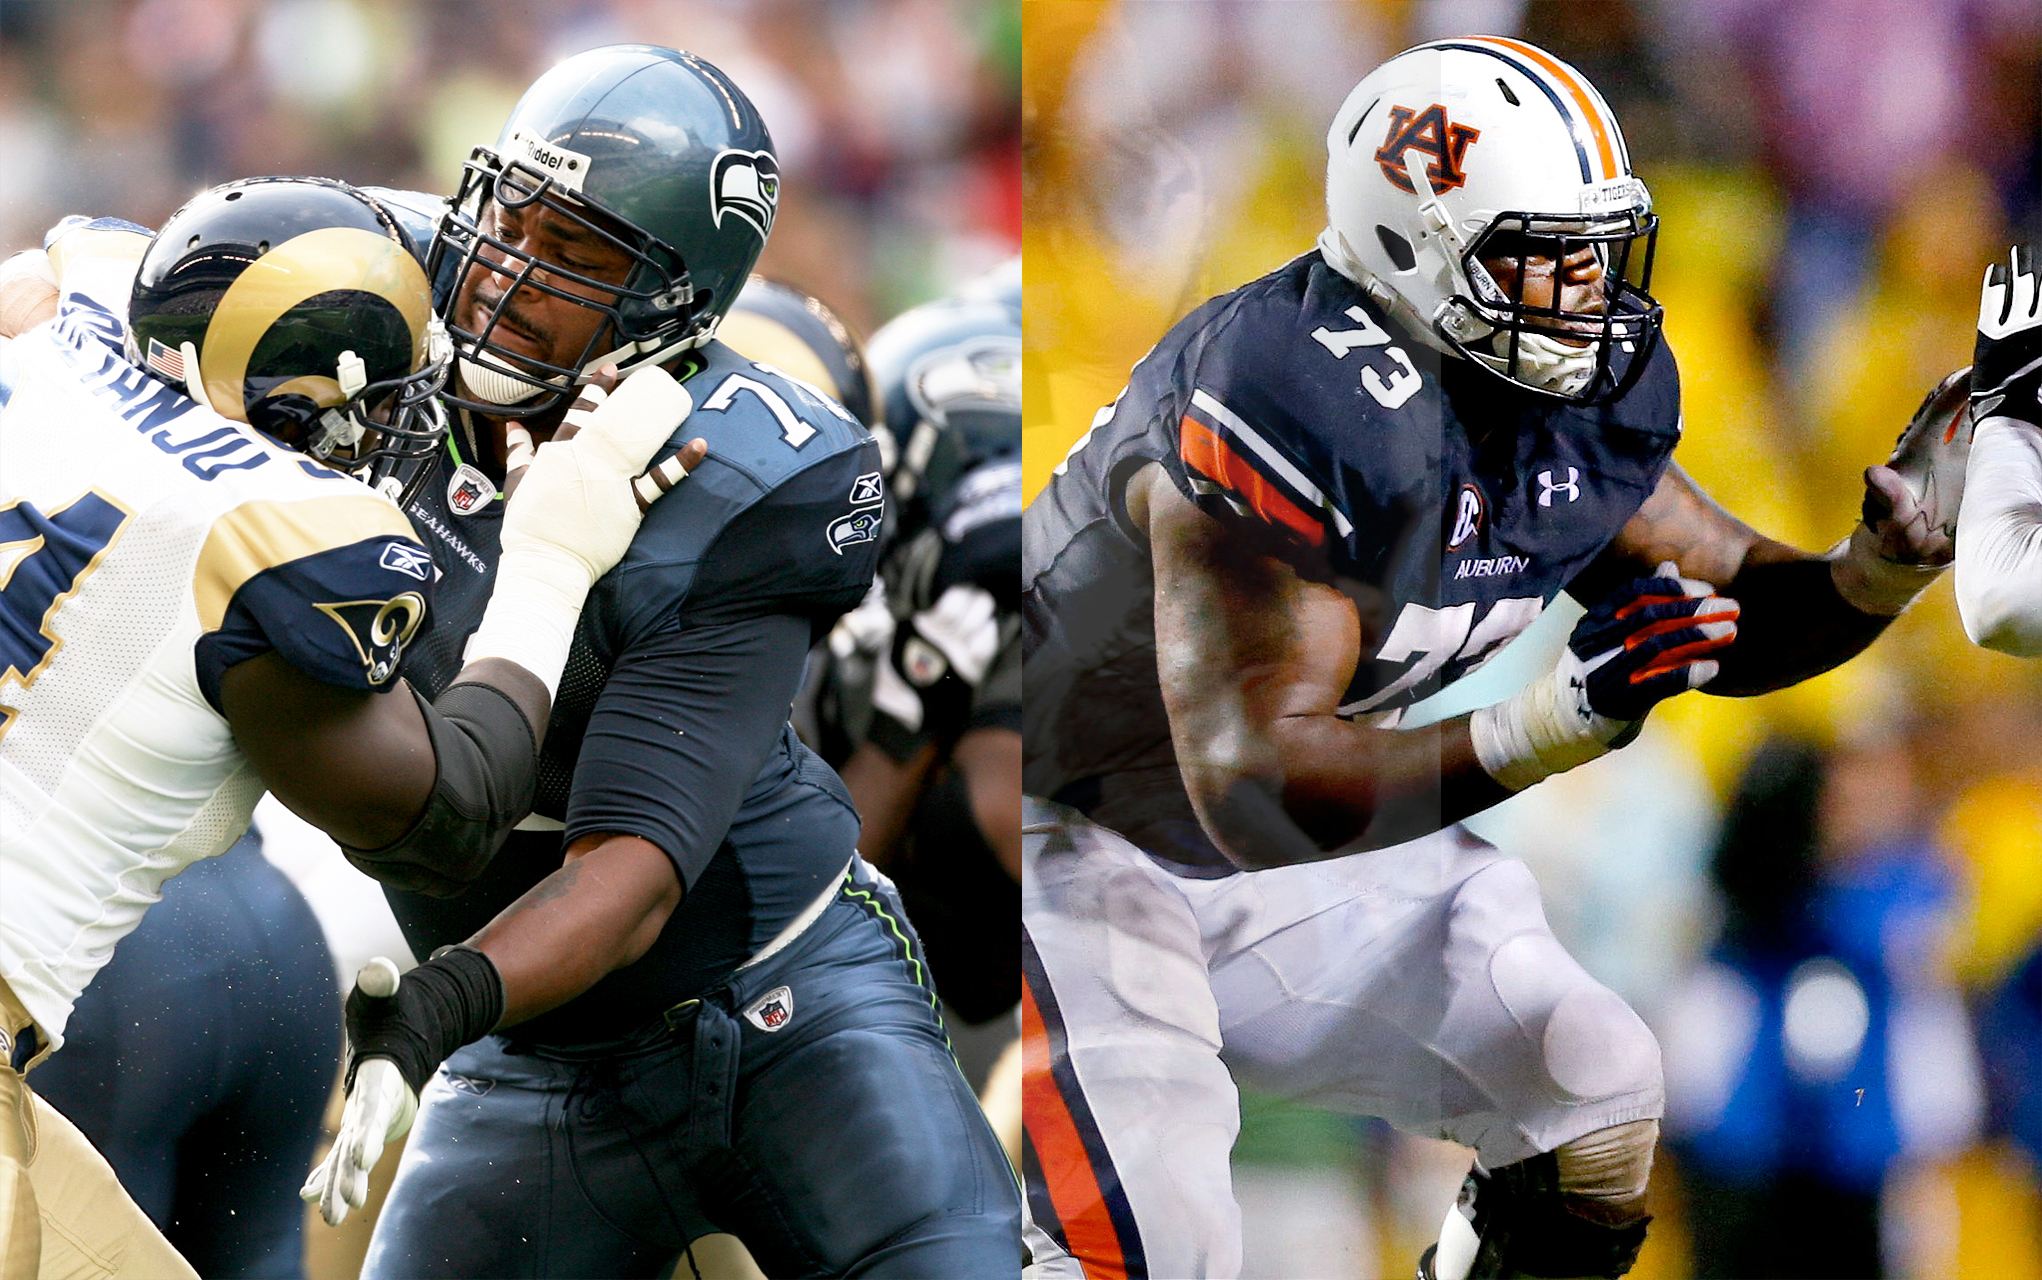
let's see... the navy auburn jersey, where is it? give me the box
[1023,251,1681,872]
[387,339,885,1042]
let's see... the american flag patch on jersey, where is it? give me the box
[144,338,185,383]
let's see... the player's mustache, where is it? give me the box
[466,273,552,348]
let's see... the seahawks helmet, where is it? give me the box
[865,297,1020,536]
[721,277,876,426]
[128,176,451,502]
[955,255,1020,323]
[429,44,778,418]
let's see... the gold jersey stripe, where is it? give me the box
[193,494,417,632]
[200,226,432,423]
[44,227,149,282]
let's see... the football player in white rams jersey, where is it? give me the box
[1957,246,2042,655]
[0,177,700,1277]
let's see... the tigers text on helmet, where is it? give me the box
[1319,36,1661,404]
[865,296,1020,537]
[127,176,451,504]
[428,44,778,419]
[721,277,877,427]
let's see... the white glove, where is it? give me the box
[907,584,1001,687]
[1472,563,1737,791]
[465,366,696,694]
[299,958,417,1227]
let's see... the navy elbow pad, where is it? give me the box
[342,681,538,897]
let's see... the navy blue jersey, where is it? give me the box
[387,341,885,1042]
[1023,251,1681,871]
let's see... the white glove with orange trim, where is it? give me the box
[1472,563,1738,791]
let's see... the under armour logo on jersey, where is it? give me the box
[1447,483,1484,550]
[743,986,794,1032]
[379,541,433,580]
[1375,104,1482,194]
[1537,467,1582,507]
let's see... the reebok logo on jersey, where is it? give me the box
[849,472,885,505]
[744,986,794,1032]
[379,542,433,581]
[1454,555,1530,580]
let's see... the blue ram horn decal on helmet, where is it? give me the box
[711,148,780,240]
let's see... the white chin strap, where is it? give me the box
[457,354,556,407]
[1470,328,1599,397]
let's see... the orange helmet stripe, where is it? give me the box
[1469,35,1620,180]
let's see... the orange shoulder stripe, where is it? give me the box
[1179,416,1325,547]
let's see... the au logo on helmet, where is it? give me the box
[1374,104,1482,194]
[711,148,780,240]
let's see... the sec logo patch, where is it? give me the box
[1447,483,1483,551]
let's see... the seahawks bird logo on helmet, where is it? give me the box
[866,297,1021,541]
[711,149,780,241]
[429,44,779,418]
[127,176,452,503]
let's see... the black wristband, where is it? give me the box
[344,945,505,1096]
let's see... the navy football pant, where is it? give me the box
[364,870,1023,1277]
[30,833,339,1279]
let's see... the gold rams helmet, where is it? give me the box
[128,176,451,502]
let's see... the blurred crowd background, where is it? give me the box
[0,0,1020,330]
[1025,1,2042,1277]
[0,1,1017,1277]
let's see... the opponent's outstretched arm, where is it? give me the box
[223,372,706,895]
[1957,246,2042,655]
[1142,463,1735,869]
[1568,369,1971,694]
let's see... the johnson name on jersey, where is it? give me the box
[1023,250,1682,871]
[0,224,435,1048]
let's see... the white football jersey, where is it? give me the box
[0,225,433,1050]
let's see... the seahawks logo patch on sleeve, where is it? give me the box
[313,592,426,686]
[828,506,883,555]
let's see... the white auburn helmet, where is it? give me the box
[1319,36,1662,403]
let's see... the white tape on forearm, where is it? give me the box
[462,548,590,698]
[1470,671,1620,793]
[1826,524,1945,617]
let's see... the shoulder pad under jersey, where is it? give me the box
[584,343,885,650]
[1166,254,1444,552]
[192,489,436,709]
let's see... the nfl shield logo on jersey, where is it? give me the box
[447,463,494,516]
[744,986,794,1032]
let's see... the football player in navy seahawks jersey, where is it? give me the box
[1022,38,1968,1280]
[297,46,1020,1277]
